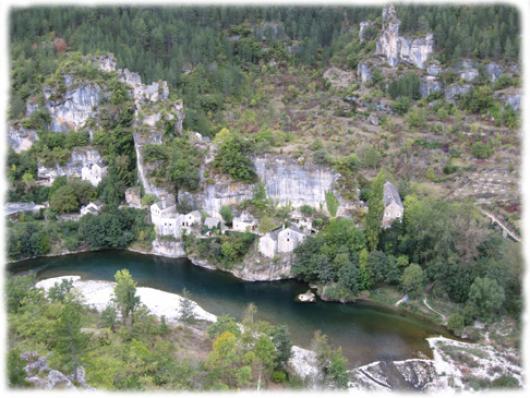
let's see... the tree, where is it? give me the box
[113,269,140,327]
[53,300,88,381]
[365,170,386,251]
[49,184,79,213]
[100,304,118,330]
[271,325,292,369]
[220,205,233,226]
[465,277,505,322]
[325,191,339,217]
[48,279,74,302]
[213,134,256,182]
[447,312,465,334]
[400,263,424,297]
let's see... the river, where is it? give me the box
[10,250,446,367]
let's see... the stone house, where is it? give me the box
[258,224,306,258]
[204,216,221,230]
[233,211,258,232]
[150,195,177,221]
[277,225,305,253]
[184,210,202,227]
[382,181,404,229]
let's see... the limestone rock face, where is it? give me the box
[254,156,338,209]
[420,76,443,98]
[37,147,107,186]
[8,124,38,153]
[44,78,101,132]
[426,63,442,76]
[151,239,186,258]
[359,21,374,43]
[485,62,503,82]
[398,34,434,69]
[445,83,472,102]
[376,5,401,67]
[357,62,372,84]
[287,346,321,388]
[199,179,254,218]
[504,94,521,111]
[457,59,479,82]
[376,4,433,69]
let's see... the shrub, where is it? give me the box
[392,96,411,115]
[471,141,494,159]
[447,312,465,334]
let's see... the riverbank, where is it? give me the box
[35,274,523,391]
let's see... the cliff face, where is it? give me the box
[43,77,102,133]
[254,156,338,209]
[375,5,433,69]
[8,124,38,153]
[37,147,107,186]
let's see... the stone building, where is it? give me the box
[382,181,404,229]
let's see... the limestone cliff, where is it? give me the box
[375,4,433,69]
[37,147,107,187]
[43,76,102,133]
[8,124,38,153]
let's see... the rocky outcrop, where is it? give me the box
[457,59,479,82]
[359,21,374,43]
[37,147,107,186]
[348,336,523,391]
[444,83,472,102]
[485,62,503,82]
[44,77,101,132]
[133,131,170,198]
[151,238,186,258]
[254,156,339,209]
[8,124,38,153]
[21,351,92,390]
[398,34,434,69]
[357,62,372,84]
[198,179,254,219]
[420,76,442,98]
[426,63,442,76]
[375,5,433,69]
[288,346,321,388]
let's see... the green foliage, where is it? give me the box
[471,141,494,159]
[113,269,141,326]
[447,312,465,334]
[48,279,74,302]
[388,73,421,100]
[8,221,51,260]
[364,170,386,251]
[459,86,495,115]
[220,205,234,226]
[406,107,427,129]
[311,331,348,389]
[52,300,89,377]
[49,185,79,213]
[293,218,365,293]
[400,263,424,297]
[325,191,339,217]
[465,277,505,322]
[391,96,411,115]
[7,273,36,313]
[213,133,256,182]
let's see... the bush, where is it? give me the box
[471,141,494,159]
[406,107,427,129]
[325,191,339,217]
[388,73,421,100]
[447,312,465,334]
[392,96,411,115]
[400,264,424,297]
[213,134,256,182]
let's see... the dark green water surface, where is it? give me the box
[10,250,446,366]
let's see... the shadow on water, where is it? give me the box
[9,250,448,367]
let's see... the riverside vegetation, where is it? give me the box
[6,4,523,391]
